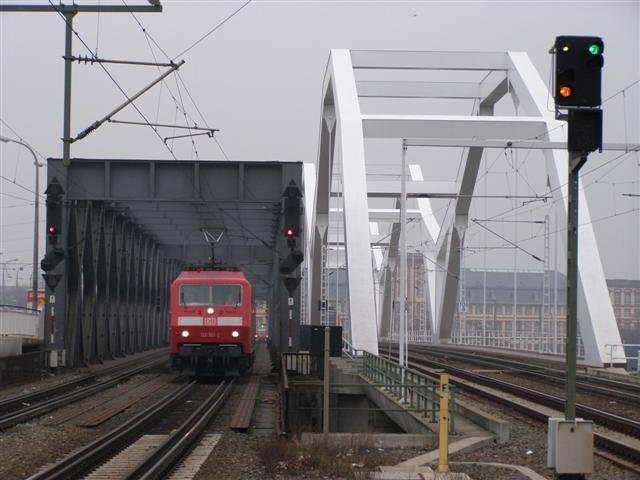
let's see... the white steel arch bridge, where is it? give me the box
[304,49,636,367]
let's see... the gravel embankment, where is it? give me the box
[447,391,640,480]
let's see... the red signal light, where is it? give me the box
[48,225,57,234]
[559,85,573,98]
[286,228,295,237]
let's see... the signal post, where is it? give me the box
[41,177,66,366]
[548,35,603,480]
[280,181,304,353]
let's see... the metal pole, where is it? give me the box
[32,152,39,310]
[554,208,559,354]
[399,142,407,371]
[288,297,293,352]
[323,326,330,440]
[566,152,587,421]
[62,12,74,167]
[437,372,450,473]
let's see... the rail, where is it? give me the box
[128,380,234,480]
[27,381,197,480]
[0,354,167,430]
[606,343,640,371]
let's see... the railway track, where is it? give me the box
[26,379,233,480]
[381,347,640,470]
[0,351,168,430]
[407,343,640,401]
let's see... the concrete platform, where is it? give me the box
[370,470,471,479]
[300,432,436,449]
[391,436,494,468]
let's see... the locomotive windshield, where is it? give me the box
[180,284,242,306]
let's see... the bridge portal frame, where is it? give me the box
[44,158,304,367]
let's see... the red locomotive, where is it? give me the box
[169,269,254,375]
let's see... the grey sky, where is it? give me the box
[1,1,639,283]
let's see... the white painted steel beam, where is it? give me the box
[350,50,509,70]
[311,50,378,354]
[329,208,422,222]
[362,115,547,140]
[366,180,458,198]
[404,139,640,151]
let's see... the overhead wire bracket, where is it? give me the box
[72,59,185,142]
[66,55,177,68]
[107,119,219,144]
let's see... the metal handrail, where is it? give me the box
[605,343,640,371]
[0,304,40,313]
[342,337,363,359]
[360,350,456,432]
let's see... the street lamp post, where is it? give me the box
[0,136,41,310]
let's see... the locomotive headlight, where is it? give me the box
[231,330,240,338]
[206,307,214,314]
[181,330,190,338]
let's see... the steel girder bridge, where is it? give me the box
[44,158,304,367]
[309,49,626,367]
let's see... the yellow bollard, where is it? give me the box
[438,372,450,473]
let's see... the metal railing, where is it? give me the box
[605,343,640,371]
[282,351,313,375]
[342,337,363,359]
[361,351,455,431]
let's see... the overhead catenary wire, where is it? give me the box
[0,191,36,203]
[172,0,253,60]
[116,4,279,248]
[121,0,227,159]
[0,175,45,199]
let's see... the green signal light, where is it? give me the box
[588,44,601,55]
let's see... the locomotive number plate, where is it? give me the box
[203,317,216,326]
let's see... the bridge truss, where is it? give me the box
[310,49,623,366]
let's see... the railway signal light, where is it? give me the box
[568,109,603,152]
[42,273,62,290]
[282,276,301,294]
[282,181,302,239]
[41,248,65,272]
[554,35,604,107]
[280,250,304,275]
[44,178,64,247]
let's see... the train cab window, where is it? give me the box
[180,285,210,306]
[180,284,242,307]
[213,285,242,306]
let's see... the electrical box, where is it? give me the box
[547,417,594,474]
[301,325,342,357]
[48,349,65,368]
